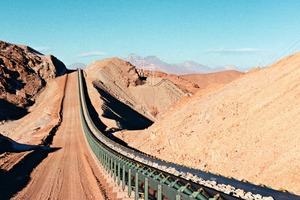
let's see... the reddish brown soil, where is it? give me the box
[13,72,105,199]
[142,70,200,94]
[0,40,66,120]
[115,52,300,194]
[85,58,189,121]
[0,71,122,199]
[0,75,67,172]
[180,70,243,91]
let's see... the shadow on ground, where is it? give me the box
[80,75,107,132]
[93,81,153,130]
[0,99,28,121]
[81,74,153,146]
[0,133,61,198]
[0,147,61,199]
[0,133,41,154]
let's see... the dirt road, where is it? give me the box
[13,72,104,200]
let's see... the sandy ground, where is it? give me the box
[12,72,105,199]
[180,70,243,91]
[0,72,110,199]
[115,52,300,194]
[0,75,66,144]
[0,75,67,171]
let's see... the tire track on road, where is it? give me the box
[13,72,105,200]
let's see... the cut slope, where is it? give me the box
[116,52,300,194]
[85,58,188,131]
[142,70,199,94]
[0,75,67,171]
[0,40,67,120]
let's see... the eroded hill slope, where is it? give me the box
[85,58,189,131]
[116,52,300,194]
[0,40,66,120]
[180,70,243,90]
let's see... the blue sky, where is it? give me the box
[1,0,300,70]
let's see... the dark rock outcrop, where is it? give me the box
[0,40,67,120]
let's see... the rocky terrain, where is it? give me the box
[85,58,191,130]
[1,39,299,197]
[0,40,66,120]
[0,40,67,171]
[0,41,111,199]
[116,52,300,194]
[85,58,241,128]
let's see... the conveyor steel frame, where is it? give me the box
[77,68,300,200]
[78,68,214,200]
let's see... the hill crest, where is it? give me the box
[116,51,300,194]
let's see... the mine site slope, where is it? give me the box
[0,41,67,174]
[0,41,107,199]
[85,58,191,130]
[85,58,241,132]
[116,52,300,194]
[0,40,66,120]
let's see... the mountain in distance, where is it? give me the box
[177,60,213,73]
[68,62,86,69]
[124,53,226,75]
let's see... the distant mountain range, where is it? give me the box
[124,53,226,75]
[68,62,86,69]
[67,54,234,74]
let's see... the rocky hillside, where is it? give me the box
[85,58,190,132]
[116,52,300,194]
[141,70,199,94]
[0,40,66,120]
[85,58,244,132]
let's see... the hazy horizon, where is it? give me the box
[2,0,300,70]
